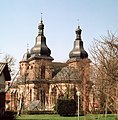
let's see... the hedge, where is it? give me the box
[57,99,76,116]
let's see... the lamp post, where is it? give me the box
[76,91,81,120]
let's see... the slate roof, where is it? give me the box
[51,66,82,83]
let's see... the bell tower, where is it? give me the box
[28,18,54,81]
[67,24,91,114]
[19,17,54,110]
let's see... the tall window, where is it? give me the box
[41,65,45,79]
[30,89,32,102]
[40,89,45,109]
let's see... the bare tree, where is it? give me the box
[90,32,118,117]
[3,54,18,93]
[2,54,16,77]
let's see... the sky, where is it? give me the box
[0,0,118,68]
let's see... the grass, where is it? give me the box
[16,114,118,120]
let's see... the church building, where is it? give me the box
[9,18,92,113]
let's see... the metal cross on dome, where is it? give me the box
[41,13,43,21]
[77,19,80,26]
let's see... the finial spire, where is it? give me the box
[41,13,43,22]
[27,43,29,53]
[22,43,31,61]
[77,19,79,26]
[75,19,81,40]
[38,13,44,35]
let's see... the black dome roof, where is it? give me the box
[69,25,88,59]
[30,20,52,58]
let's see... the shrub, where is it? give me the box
[0,111,17,120]
[57,99,76,116]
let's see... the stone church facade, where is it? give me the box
[9,18,92,112]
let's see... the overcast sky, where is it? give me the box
[0,0,118,68]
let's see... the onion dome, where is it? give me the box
[69,25,88,59]
[22,49,31,61]
[30,19,52,58]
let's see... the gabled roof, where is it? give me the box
[0,62,11,81]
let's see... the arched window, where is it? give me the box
[41,65,45,79]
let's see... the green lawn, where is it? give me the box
[16,114,117,120]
